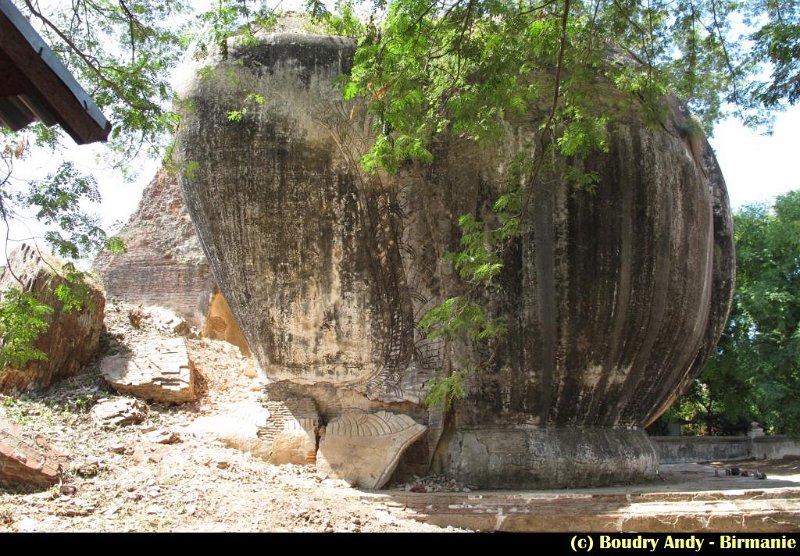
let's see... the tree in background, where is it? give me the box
[659,191,800,437]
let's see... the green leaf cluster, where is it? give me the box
[419,296,506,343]
[663,191,800,437]
[0,289,53,369]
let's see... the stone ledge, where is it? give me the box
[364,485,800,532]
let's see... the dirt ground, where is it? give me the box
[1,303,798,532]
[0,303,454,532]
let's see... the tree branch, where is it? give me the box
[21,0,156,114]
[522,0,571,214]
[710,0,741,106]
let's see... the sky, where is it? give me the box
[710,105,800,209]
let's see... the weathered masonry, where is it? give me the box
[175,29,734,489]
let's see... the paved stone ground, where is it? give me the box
[377,461,800,531]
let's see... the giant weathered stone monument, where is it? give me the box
[174,28,734,488]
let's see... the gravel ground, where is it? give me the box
[0,303,456,532]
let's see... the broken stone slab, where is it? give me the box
[185,400,271,460]
[260,398,319,465]
[316,411,427,489]
[0,418,67,489]
[144,429,182,445]
[90,398,147,428]
[100,338,196,403]
[146,306,191,336]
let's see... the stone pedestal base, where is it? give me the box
[439,426,658,489]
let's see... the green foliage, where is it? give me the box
[658,379,750,436]
[419,296,506,342]
[556,109,609,157]
[227,109,246,122]
[104,236,127,256]
[225,92,267,123]
[21,162,108,259]
[309,0,368,37]
[0,289,53,369]
[182,160,200,181]
[664,191,800,437]
[417,183,517,410]
[424,367,470,412]
[745,1,800,110]
[15,0,190,160]
[51,263,93,313]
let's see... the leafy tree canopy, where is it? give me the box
[658,191,800,437]
[303,0,800,406]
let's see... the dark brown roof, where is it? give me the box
[0,0,111,144]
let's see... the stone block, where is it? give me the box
[316,411,426,489]
[100,338,196,403]
[0,418,67,489]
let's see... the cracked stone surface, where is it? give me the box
[174,23,735,488]
[0,418,67,489]
[100,338,197,403]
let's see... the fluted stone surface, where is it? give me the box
[175,30,734,488]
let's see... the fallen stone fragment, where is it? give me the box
[60,484,78,496]
[185,400,270,459]
[54,497,95,517]
[76,461,99,478]
[0,244,105,393]
[100,337,196,403]
[108,442,127,454]
[0,418,67,489]
[144,429,182,445]
[147,306,191,336]
[316,411,427,489]
[128,306,146,329]
[90,398,147,428]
